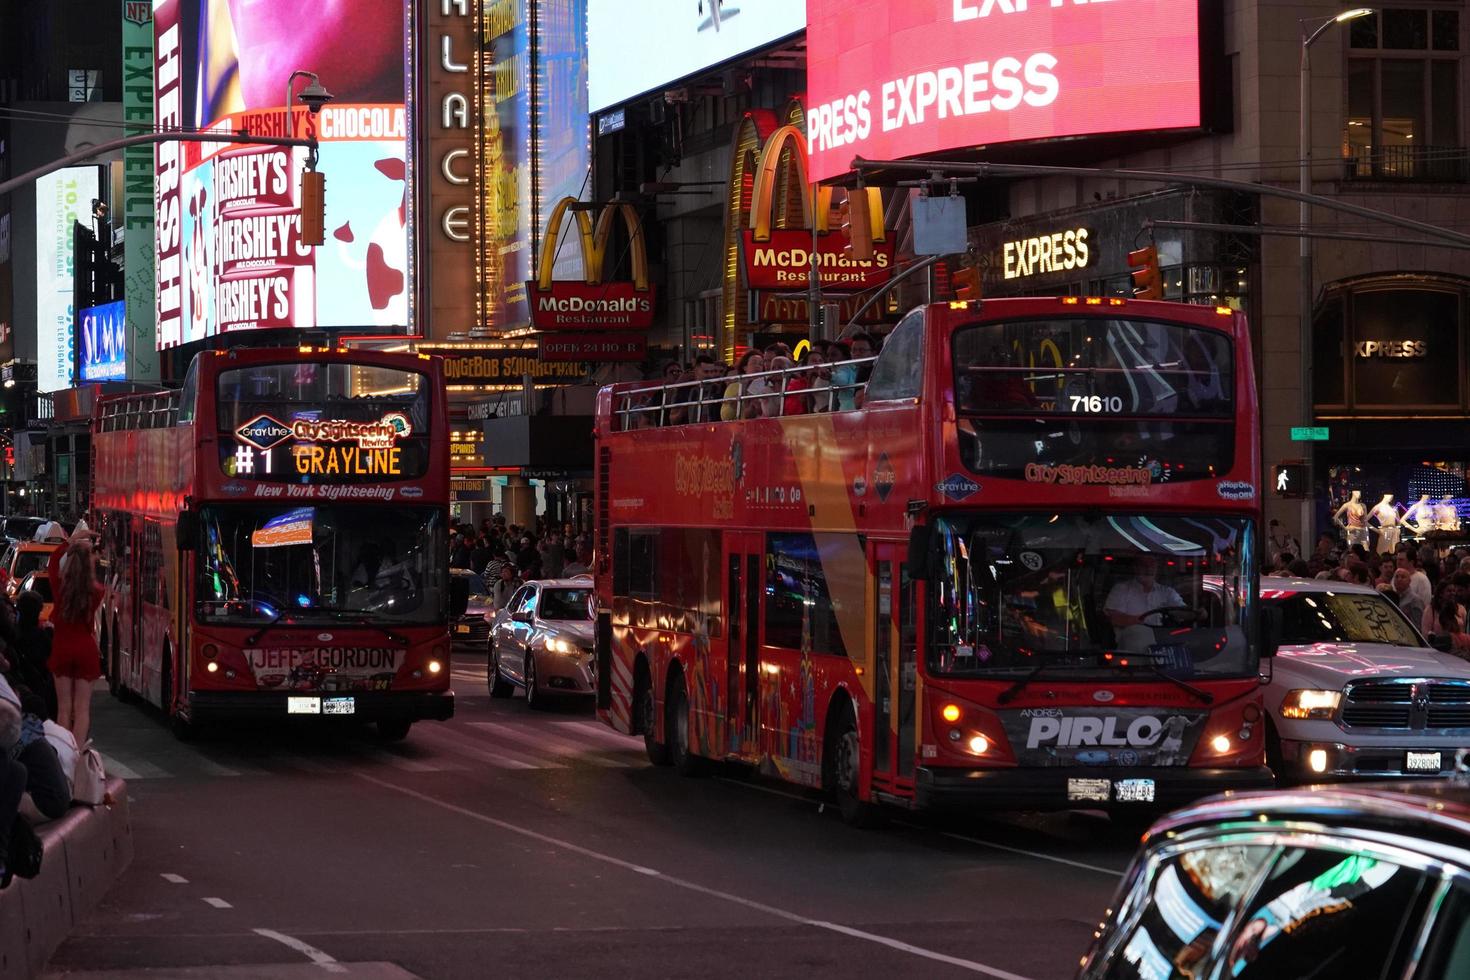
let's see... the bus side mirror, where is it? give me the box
[449,576,470,619]
[1260,605,1284,659]
[906,524,930,581]
[177,512,199,552]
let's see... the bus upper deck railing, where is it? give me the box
[611,356,878,430]
[96,390,180,432]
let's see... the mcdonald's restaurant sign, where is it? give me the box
[740,124,894,294]
[526,198,656,332]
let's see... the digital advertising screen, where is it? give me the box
[805,0,1202,181]
[153,0,409,349]
[588,0,805,113]
[36,166,101,393]
[78,299,128,383]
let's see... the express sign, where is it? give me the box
[805,0,1202,182]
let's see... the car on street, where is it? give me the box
[1259,578,1470,782]
[450,568,494,653]
[17,569,54,621]
[488,578,595,708]
[1,539,60,597]
[1076,777,1470,979]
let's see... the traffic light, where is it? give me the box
[300,169,326,246]
[1127,244,1163,300]
[1273,462,1308,498]
[952,265,981,301]
[837,187,882,261]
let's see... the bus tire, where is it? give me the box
[824,704,883,828]
[376,720,412,742]
[666,669,705,777]
[488,646,514,698]
[637,661,670,767]
[161,644,197,741]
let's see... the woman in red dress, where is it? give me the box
[47,532,104,745]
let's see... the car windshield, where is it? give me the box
[1265,589,1424,647]
[4,518,43,540]
[13,551,49,579]
[540,588,591,621]
[929,513,1257,679]
[23,576,51,602]
[196,505,447,625]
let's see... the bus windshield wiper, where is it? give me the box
[323,610,410,647]
[244,609,287,646]
[1137,662,1214,704]
[997,662,1057,704]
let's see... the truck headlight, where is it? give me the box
[1280,689,1341,720]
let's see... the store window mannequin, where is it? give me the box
[1370,493,1399,554]
[1404,494,1434,536]
[1333,490,1369,550]
[1437,495,1461,532]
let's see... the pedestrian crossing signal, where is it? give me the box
[1274,462,1308,498]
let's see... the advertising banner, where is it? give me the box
[537,0,590,283]
[122,1,158,380]
[78,299,128,382]
[153,0,409,348]
[588,0,804,112]
[538,333,647,362]
[526,282,655,331]
[437,348,590,385]
[483,0,532,329]
[805,0,1201,181]
[36,166,100,392]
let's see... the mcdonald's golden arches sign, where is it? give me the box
[526,198,656,331]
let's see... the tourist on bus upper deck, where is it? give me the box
[826,342,858,412]
[849,332,880,385]
[722,351,769,422]
[762,356,797,418]
[670,355,724,424]
[46,531,104,747]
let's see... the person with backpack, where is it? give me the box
[47,531,105,746]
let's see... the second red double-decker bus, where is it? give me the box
[595,297,1276,821]
[93,346,457,740]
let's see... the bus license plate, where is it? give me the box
[1406,751,1442,772]
[287,696,321,715]
[322,697,356,716]
[1067,778,1112,803]
[1114,779,1156,803]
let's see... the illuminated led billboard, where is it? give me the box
[36,166,100,393]
[805,0,1202,181]
[153,0,409,348]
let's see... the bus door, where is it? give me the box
[871,542,919,797]
[723,531,762,758]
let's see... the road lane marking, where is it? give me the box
[556,720,644,747]
[98,752,165,780]
[411,724,549,770]
[253,928,348,974]
[357,773,1033,980]
[203,897,233,909]
[363,748,458,773]
[160,873,188,884]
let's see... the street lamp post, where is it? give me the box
[1299,7,1372,545]
[284,70,334,157]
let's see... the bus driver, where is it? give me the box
[1104,554,1187,652]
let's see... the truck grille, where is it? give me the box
[1341,680,1470,731]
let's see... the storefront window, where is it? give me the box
[1351,289,1460,407]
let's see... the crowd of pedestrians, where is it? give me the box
[622,333,883,428]
[450,515,592,612]
[0,524,102,888]
[1265,525,1470,651]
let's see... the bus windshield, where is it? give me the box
[952,317,1235,483]
[928,513,1257,680]
[196,505,447,626]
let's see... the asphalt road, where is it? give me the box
[43,654,1146,980]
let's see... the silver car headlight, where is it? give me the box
[545,637,573,653]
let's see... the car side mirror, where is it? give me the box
[176,511,199,552]
[1259,605,1284,659]
[1429,633,1453,653]
[512,611,534,625]
[449,576,470,619]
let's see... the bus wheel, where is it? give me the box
[825,709,883,828]
[638,665,671,767]
[376,720,412,742]
[666,671,705,777]
[488,646,514,698]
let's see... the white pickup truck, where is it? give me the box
[1259,578,1470,781]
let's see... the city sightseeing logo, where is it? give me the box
[292,412,412,451]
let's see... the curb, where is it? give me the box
[0,778,131,980]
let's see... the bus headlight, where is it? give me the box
[967,734,989,755]
[1280,689,1341,720]
[427,659,443,675]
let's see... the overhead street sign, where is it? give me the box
[1290,427,1330,442]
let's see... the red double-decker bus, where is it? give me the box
[595,297,1275,822]
[93,347,457,740]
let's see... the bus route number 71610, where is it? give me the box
[1070,394,1123,414]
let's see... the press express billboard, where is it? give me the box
[805,0,1202,181]
[152,0,409,348]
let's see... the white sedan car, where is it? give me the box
[488,579,595,709]
[1260,578,1470,781]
